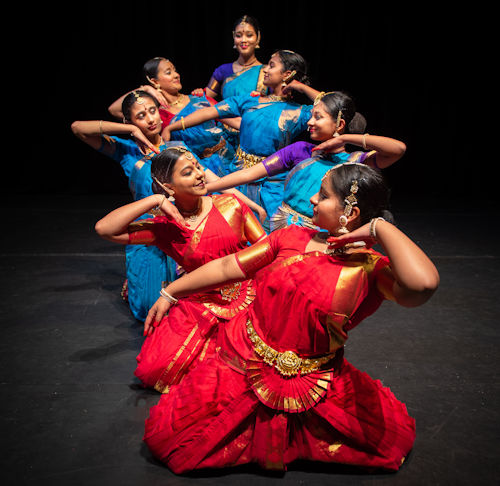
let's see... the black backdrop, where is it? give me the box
[16,4,477,204]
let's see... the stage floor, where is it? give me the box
[1,193,498,485]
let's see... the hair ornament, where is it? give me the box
[152,175,170,193]
[281,70,297,87]
[133,91,146,105]
[343,180,359,217]
[313,91,336,106]
[168,145,194,160]
[336,109,343,127]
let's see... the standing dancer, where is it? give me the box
[72,90,176,321]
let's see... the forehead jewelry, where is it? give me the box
[133,91,146,104]
[169,146,194,160]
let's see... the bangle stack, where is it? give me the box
[159,288,179,304]
[369,217,385,240]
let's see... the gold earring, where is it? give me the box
[338,214,349,234]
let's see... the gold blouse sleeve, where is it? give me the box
[235,236,275,278]
[127,219,157,246]
[243,208,266,244]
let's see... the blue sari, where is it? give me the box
[258,141,376,231]
[99,137,182,321]
[208,63,267,99]
[214,95,313,230]
[221,65,267,99]
[170,95,236,177]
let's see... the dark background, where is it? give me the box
[14,4,478,206]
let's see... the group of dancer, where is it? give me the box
[72,15,439,475]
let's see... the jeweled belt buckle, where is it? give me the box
[246,320,335,377]
[220,282,242,302]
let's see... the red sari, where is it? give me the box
[143,225,416,473]
[129,194,265,392]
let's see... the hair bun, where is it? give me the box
[348,112,367,134]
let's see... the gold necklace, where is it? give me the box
[178,199,203,223]
[267,94,288,102]
[236,57,258,68]
[167,93,184,108]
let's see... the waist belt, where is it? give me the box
[245,319,336,377]
[201,137,226,159]
[236,146,266,168]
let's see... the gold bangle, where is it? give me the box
[362,133,369,150]
[99,120,103,135]
[181,117,186,130]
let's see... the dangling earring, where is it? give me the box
[337,215,349,234]
[337,179,359,235]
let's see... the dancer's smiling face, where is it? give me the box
[307,101,342,141]
[152,59,182,93]
[167,154,207,199]
[233,22,259,56]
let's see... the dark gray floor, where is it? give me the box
[1,193,499,485]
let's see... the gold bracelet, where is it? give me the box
[99,120,103,135]
[362,133,369,150]
[181,117,186,130]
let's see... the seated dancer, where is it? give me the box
[108,57,239,178]
[142,163,439,474]
[163,49,321,230]
[74,91,265,321]
[72,90,177,321]
[206,91,406,231]
[95,146,266,392]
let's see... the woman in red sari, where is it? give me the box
[95,146,266,392]
[142,162,439,473]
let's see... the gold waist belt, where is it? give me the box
[236,146,266,168]
[201,137,226,159]
[245,319,336,377]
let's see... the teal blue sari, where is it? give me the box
[215,94,313,230]
[170,95,236,177]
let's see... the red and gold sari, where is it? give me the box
[144,225,415,473]
[130,194,265,392]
